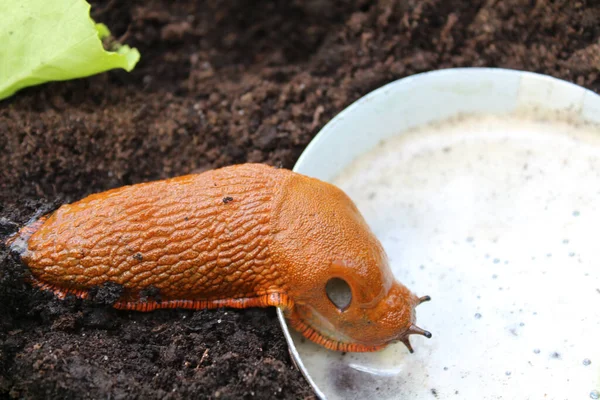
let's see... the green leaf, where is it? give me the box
[0,0,140,100]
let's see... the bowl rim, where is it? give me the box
[293,67,600,181]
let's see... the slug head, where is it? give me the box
[271,172,431,352]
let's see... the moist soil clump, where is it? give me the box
[2,1,600,398]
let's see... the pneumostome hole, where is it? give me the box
[325,278,352,311]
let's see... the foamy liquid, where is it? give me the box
[293,114,600,400]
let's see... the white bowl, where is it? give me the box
[277,68,600,400]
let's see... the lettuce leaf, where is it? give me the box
[0,0,140,100]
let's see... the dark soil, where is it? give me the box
[1,0,600,398]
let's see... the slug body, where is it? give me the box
[8,164,430,352]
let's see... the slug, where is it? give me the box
[6,163,431,353]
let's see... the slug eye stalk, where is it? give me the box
[398,295,432,353]
[399,324,432,353]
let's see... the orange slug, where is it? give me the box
[6,163,431,353]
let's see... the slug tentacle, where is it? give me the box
[408,324,432,338]
[399,336,415,353]
[398,324,433,354]
[11,163,432,353]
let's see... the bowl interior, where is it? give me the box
[277,68,600,400]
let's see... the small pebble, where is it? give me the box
[505,371,511,376]
[493,258,500,264]
[573,210,580,217]
[590,390,599,399]
[533,349,541,354]
[583,359,591,366]
[474,313,482,319]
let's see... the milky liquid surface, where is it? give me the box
[293,114,600,400]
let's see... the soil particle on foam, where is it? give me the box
[1,0,600,398]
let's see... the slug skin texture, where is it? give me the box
[8,164,431,352]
